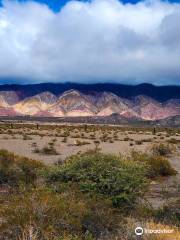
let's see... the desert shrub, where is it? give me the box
[141,138,152,143]
[52,138,57,143]
[62,137,67,143]
[100,133,108,142]
[89,134,96,139]
[41,146,58,155]
[151,143,173,156]
[93,140,100,145]
[167,138,180,145]
[130,151,177,178]
[0,187,89,240]
[72,134,81,138]
[113,132,118,140]
[48,141,55,147]
[0,150,44,186]
[60,132,70,138]
[135,140,142,145]
[124,137,130,141]
[147,156,177,177]
[32,147,40,154]
[75,140,90,146]
[7,129,13,134]
[148,156,177,177]
[23,134,32,140]
[45,152,148,209]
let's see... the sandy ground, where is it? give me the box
[0,131,178,164]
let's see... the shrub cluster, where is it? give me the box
[0,150,44,186]
[45,152,149,209]
[151,143,173,156]
[130,150,177,178]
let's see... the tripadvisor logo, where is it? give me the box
[135,227,143,236]
[135,226,174,236]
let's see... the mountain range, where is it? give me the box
[0,83,179,120]
[0,83,179,101]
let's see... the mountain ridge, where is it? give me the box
[0,83,179,102]
[0,88,179,120]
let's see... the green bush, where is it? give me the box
[131,151,177,178]
[0,150,44,186]
[45,152,148,209]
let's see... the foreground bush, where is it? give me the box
[45,152,149,209]
[0,150,45,187]
[131,151,177,178]
[147,155,177,177]
[151,143,173,156]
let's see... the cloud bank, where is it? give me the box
[0,0,180,85]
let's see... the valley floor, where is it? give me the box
[0,122,179,164]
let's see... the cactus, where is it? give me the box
[153,127,156,135]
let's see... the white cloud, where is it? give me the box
[0,0,180,85]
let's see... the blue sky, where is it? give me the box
[0,0,180,85]
[27,0,142,11]
[1,0,180,12]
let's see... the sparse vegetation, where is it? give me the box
[131,150,177,178]
[151,143,173,156]
[167,138,180,145]
[23,134,33,140]
[75,139,90,146]
[135,140,143,145]
[155,199,180,226]
[62,137,67,143]
[40,145,58,155]
[0,150,44,187]
[0,123,180,240]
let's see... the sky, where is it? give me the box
[0,0,180,85]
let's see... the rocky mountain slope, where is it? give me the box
[0,89,179,120]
